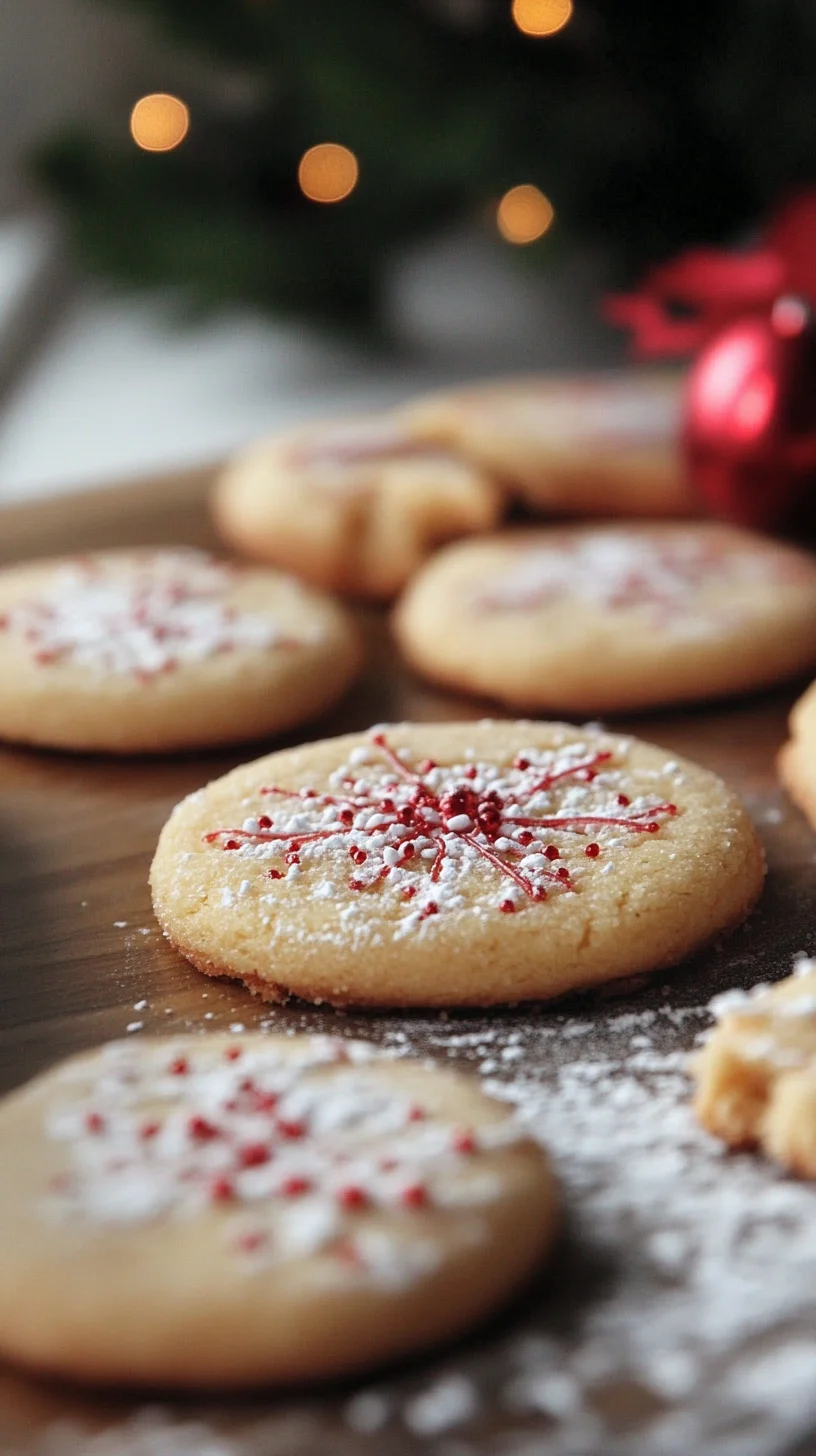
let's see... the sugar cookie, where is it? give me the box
[693,958,816,1178]
[778,679,816,830]
[0,549,360,753]
[0,1034,556,1387]
[403,371,692,517]
[213,413,502,600]
[393,524,816,714]
[150,721,764,1008]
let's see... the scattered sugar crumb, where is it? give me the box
[344,1390,392,1434]
[403,1374,479,1435]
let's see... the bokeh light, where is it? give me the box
[497,185,554,244]
[130,94,190,153]
[298,144,360,204]
[512,0,573,36]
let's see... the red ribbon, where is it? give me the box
[605,191,816,357]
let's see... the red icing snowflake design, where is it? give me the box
[46,1038,517,1281]
[0,551,304,679]
[473,531,782,623]
[204,731,677,929]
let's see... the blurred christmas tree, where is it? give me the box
[34,0,816,332]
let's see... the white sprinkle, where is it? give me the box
[125,1021,143,1033]
[403,1374,479,1435]
[133,1000,148,1012]
[345,1390,391,1434]
[446,814,473,832]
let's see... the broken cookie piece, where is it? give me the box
[693,957,816,1177]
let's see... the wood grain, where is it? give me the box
[0,470,814,1455]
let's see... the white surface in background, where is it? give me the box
[0,218,60,375]
[0,229,621,504]
[0,293,444,502]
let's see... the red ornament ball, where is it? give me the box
[682,297,816,529]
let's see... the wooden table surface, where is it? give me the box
[2,471,816,1456]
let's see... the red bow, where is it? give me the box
[605,191,816,357]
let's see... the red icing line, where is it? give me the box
[203,735,678,911]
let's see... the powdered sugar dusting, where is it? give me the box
[0,551,313,677]
[203,728,678,932]
[42,1035,522,1288]
[473,529,790,631]
[21,994,816,1455]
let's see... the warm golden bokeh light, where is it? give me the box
[512,0,573,36]
[298,144,359,204]
[130,94,189,153]
[497,185,555,244]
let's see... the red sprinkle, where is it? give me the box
[280,1175,311,1198]
[140,1121,160,1140]
[453,1129,476,1155]
[258,815,272,830]
[224,1046,242,1061]
[544,845,560,860]
[239,1143,272,1168]
[499,898,516,914]
[188,1116,220,1141]
[268,868,283,880]
[237,1230,267,1254]
[169,1057,189,1076]
[210,1178,235,1203]
[224,839,240,851]
[277,1118,306,1140]
[84,1112,105,1135]
[617,794,630,807]
[401,1183,429,1209]
[338,1185,370,1210]
[408,1104,427,1122]
[585,842,601,858]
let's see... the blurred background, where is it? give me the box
[1,0,814,505]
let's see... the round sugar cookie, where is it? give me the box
[393,524,816,715]
[402,371,692,518]
[693,958,816,1178]
[213,413,502,600]
[150,721,764,1008]
[0,549,361,753]
[778,679,816,830]
[0,1034,557,1387]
